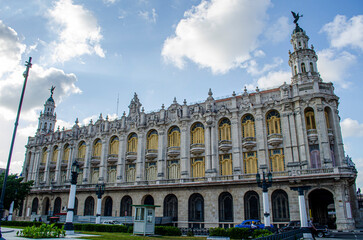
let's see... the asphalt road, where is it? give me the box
[319,232,363,239]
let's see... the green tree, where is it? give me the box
[0,174,33,210]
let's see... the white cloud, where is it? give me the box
[103,0,117,5]
[138,8,157,23]
[256,70,290,89]
[341,118,363,138]
[265,16,291,43]
[321,15,363,50]
[162,0,271,74]
[317,49,356,88]
[46,0,105,63]
[243,57,283,76]
[0,20,26,79]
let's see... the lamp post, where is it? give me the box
[95,183,105,224]
[0,57,32,239]
[64,160,79,235]
[256,172,272,227]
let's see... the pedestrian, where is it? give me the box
[308,219,317,240]
[39,217,42,222]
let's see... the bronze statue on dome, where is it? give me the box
[291,11,303,26]
[50,86,56,97]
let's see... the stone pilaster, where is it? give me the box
[315,104,332,167]
[83,142,91,183]
[157,129,166,180]
[180,124,189,179]
[294,106,308,167]
[54,146,63,184]
[99,139,108,182]
[136,131,145,182]
[117,134,126,183]
[210,124,218,176]
[331,107,345,166]
[281,112,294,169]
[43,148,52,184]
[231,113,241,177]
[255,108,267,170]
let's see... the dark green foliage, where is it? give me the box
[16,223,65,238]
[209,227,228,237]
[187,230,194,236]
[0,174,33,210]
[127,225,133,233]
[252,229,273,238]
[155,226,182,236]
[1,221,42,227]
[226,227,250,239]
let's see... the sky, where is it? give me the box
[0,0,363,188]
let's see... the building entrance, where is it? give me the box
[308,189,336,229]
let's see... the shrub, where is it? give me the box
[16,223,65,238]
[155,226,181,236]
[227,227,250,239]
[252,229,273,238]
[209,227,228,237]
[127,225,133,233]
[187,230,194,236]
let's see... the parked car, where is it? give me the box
[235,220,265,229]
[280,221,330,238]
[102,220,123,225]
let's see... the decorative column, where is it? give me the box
[180,124,189,179]
[64,160,79,235]
[291,186,313,239]
[255,109,268,170]
[95,183,105,224]
[136,131,145,182]
[83,143,91,183]
[117,134,126,183]
[281,112,294,167]
[231,114,241,178]
[54,146,63,184]
[157,129,166,181]
[210,124,218,176]
[99,139,108,182]
[8,201,14,221]
[294,106,308,167]
[256,172,272,227]
[315,104,332,167]
[205,126,212,176]
[43,148,52,184]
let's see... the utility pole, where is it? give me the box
[0,57,32,239]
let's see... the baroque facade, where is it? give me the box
[18,23,358,230]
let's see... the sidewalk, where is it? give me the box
[1,228,96,240]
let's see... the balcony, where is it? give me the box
[61,160,68,168]
[90,156,100,165]
[190,143,205,155]
[218,140,232,152]
[167,146,180,158]
[49,161,57,169]
[74,158,84,166]
[145,149,158,160]
[39,163,45,170]
[108,154,118,164]
[242,137,257,149]
[267,133,283,146]
[126,152,137,161]
[307,129,318,143]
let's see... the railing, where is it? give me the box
[307,129,318,135]
[267,133,283,146]
[179,227,209,236]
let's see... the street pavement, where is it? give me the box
[319,231,363,240]
[0,228,95,240]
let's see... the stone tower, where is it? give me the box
[288,22,322,84]
[37,86,57,134]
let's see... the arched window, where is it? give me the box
[191,122,204,144]
[294,65,297,75]
[31,198,38,214]
[266,110,281,135]
[74,197,78,216]
[242,114,255,138]
[243,152,258,174]
[305,108,316,130]
[126,164,136,182]
[63,144,70,163]
[93,139,102,158]
[191,157,205,178]
[109,136,119,155]
[219,154,232,176]
[188,193,204,222]
[84,197,95,216]
[78,141,86,159]
[272,190,290,222]
[310,62,314,72]
[120,196,132,216]
[270,149,285,172]
[301,63,306,73]
[244,191,260,220]
[164,194,178,221]
[42,198,50,215]
[310,145,321,169]
[218,118,231,141]
[325,109,331,129]
[147,130,158,150]
[44,122,47,130]
[53,197,61,215]
[146,162,157,181]
[41,148,48,164]
[168,160,180,179]
[104,197,113,216]
[144,195,154,205]
[218,192,233,222]
[127,133,138,152]
[52,146,58,163]
[107,166,117,182]
[168,126,180,147]
[91,167,99,184]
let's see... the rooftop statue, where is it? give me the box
[291,11,303,25]
[50,85,56,97]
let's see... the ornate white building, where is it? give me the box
[18,23,358,230]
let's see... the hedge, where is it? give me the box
[210,227,273,239]
[155,226,181,236]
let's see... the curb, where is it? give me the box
[331,230,363,233]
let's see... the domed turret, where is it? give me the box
[37,86,57,134]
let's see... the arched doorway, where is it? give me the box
[164,194,178,221]
[120,196,132,216]
[42,197,50,215]
[144,195,154,205]
[309,189,336,229]
[31,198,38,215]
[272,190,290,222]
[188,193,204,228]
[244,191,260,220]
[104,197,113,216]
[53,197,62,215]
[84,196,95,216]
[219,192,233,222]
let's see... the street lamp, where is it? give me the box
[95,183,105,224]
[256,172,272,227]
[64,160,79,235]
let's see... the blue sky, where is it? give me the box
[0,0,363,187]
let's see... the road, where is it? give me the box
[320,232,363,239]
